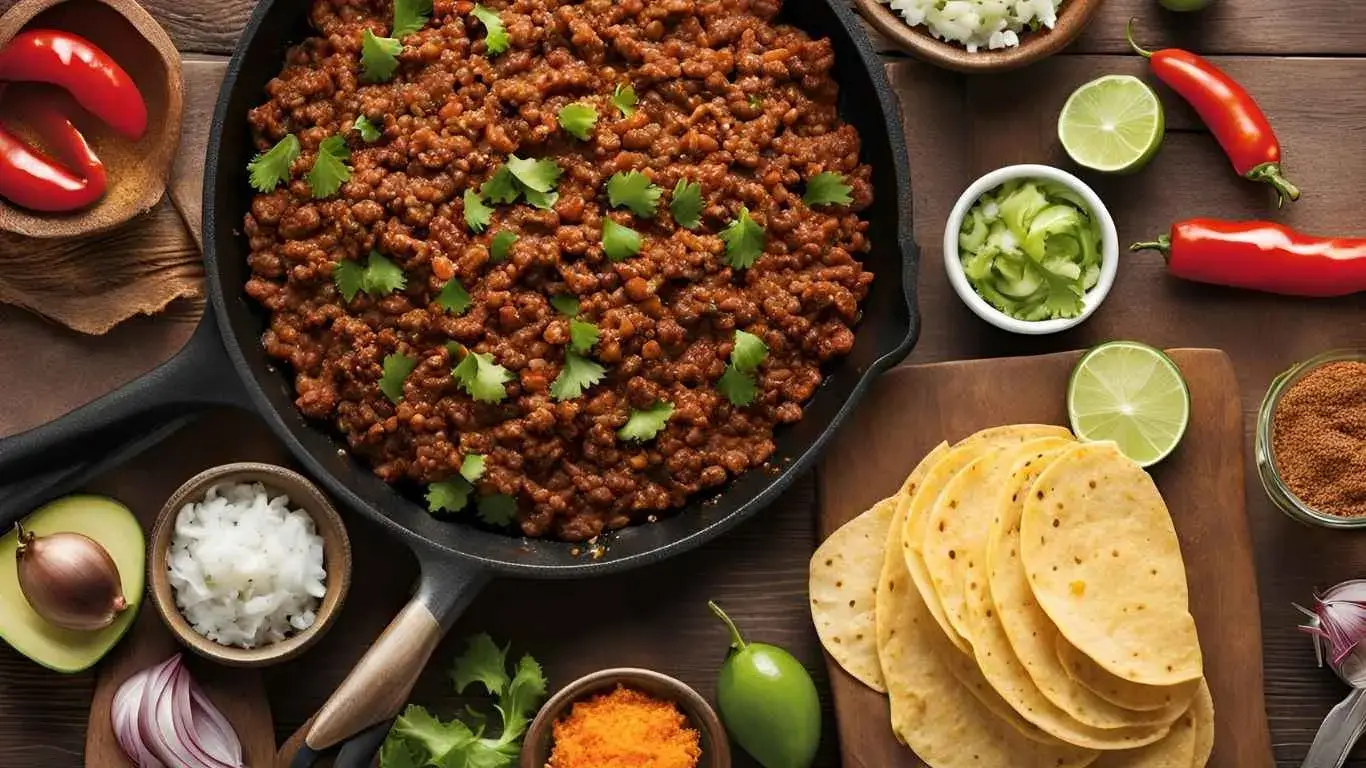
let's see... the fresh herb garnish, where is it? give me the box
[471,4,509,55]
[549,351,605,401]
[717,329,768,406]
[489,230,517,263]
[392,0,433,38]
[360,29,402,83]
[478,158,561,212]
[437,278,472,315]
[618,401,674,442]
[606,170,662,218]
[247,134,300,193]
[523,188,558,210]
[803,171,854,207]
[717,366,757,407]
[602,219,642,262]
[453,350,513,403]
[460,454,486,483]
[307,135,352,198]
[558,103,597,140]
[549,294,580,317]
[506,155,561,193]
[480,167,519,204]
[568,318,599,354]
[426,479,472,514]
[612,83,637,117]
[379,352,418,404]
[353,115,382,142]
[720,206,765,270]
[669,179,702,230]
[464,189,494,233]
[476,494,519,527]
[334,251,406,301]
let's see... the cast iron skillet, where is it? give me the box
[0,0,918,762]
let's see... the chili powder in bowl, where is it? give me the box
[1257,350,1366,528]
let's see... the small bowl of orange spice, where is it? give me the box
[521,668,731,768]
[1257,350,1366,529]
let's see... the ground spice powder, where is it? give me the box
[548,685,701,768]
[1272,360,1366,517]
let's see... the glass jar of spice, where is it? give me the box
[1256,350,1366,529]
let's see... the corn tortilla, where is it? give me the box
[811,496,898,692]
[1090,707,1197,768]
[1021,442,1202,686]
[1191,682,1214,766]
[1056,636,1201,713]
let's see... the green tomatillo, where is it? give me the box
[709,600,821,768]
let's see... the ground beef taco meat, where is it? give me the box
[242,0,875,541]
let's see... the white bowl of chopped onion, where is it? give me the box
[149,463,351,667]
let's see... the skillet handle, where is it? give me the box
[0,313,248,485]
[296,552,491,761]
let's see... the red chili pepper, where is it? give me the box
[1131,219,1366,298]
[0,93,107,212]
[1127,20,1299,208]
[0,29,146,141]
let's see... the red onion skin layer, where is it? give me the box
[111,655,243,768]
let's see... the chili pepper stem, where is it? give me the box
[1246,162,1302,207]
[709,600,748,652]
[1129,235,1173,261]
[1125,18,1154,59]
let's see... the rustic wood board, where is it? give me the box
[817,348,1272,768]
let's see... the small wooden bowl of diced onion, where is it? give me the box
[148,463,351,667]
[855,0,1105,73]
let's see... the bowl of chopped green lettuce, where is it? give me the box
[943,164,1118,335]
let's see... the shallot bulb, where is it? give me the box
[15,523,127,631]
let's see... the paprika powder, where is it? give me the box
[1272,361,1366,518]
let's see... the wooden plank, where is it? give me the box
[170,55,229,249]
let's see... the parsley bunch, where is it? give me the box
[380,634,546,768]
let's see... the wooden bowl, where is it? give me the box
[521,668,732,768]
[855,0,1104,73]
[148,463,352,668]
[0,0,183,238]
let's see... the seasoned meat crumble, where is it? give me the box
[243,0,875,541]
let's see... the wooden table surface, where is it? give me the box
[3,0,1366,765]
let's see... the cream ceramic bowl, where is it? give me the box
[943,164,1119,335]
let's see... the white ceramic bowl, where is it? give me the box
[943,164,1119,335]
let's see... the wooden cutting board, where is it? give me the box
[816,349,1273,768]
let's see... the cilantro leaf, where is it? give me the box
[549,352,604,400]
[380,352,418,403]
[558,103,597,140]
[549,295,579,316]
[477,494,519,527]
[353,115,382,142]
[364,252,407,295]
[480,167,520,204]
[619,401,674,441]
[360,29,402,84]
[489,230,517,263]
[497,655,547,743]
[471,4,509,55]
[568,318,598,354]
[523,188,559,210]
[377,736,424,768]
[426,479,472,514]
[247,134,300,193]
[307,135,352,198]
[602,219,642,262]
[334,259,365,302]
[717,365,758,406]
[606,170,662,218]
[465,189,494,233]
[804,171,854,207]
[392,0,433,38]
[506,155,561,193]
[730,329,768,372]
[460,454,486,483]
[393,705,478,762]
[453,351,513,403]
[670,178,703,230]
[437,278,472,315]
[721,206,765,270]
[452,634,510,696]
[612,83,637,117]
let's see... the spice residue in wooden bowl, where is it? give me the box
[1271,360,1366,517]
[549,685,702,768]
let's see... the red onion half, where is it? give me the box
[110,654,244,768]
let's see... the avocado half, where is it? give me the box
[0,496,145,673]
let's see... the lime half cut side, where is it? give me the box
[1058,75,1166,174]
[1067,341,1191,467]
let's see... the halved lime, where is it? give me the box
[1058,75,1166,174]
[1067,341,1190,467]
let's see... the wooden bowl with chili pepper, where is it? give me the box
[0,0,183,238]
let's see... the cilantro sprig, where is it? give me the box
[717,329,769,406]
[472,157,563,220]
[382,634,546,767]
[353,115,382,142]
[612,83,637,117]
[307,135,352,198]
[619,401,674,442]
[804,171,854,207]
[471,4,509,55]
[360,29,401,83]
[334,251,406,302]
[489,230,517,263]
[247,134,300,193]
[558,103,597,140]
[549,300,604,400]
[379,352,418,404]
[721,206,765,270]
[393,0,433,38]
[464,189,494,233]
[607,170,662,218]
[437,278,472,315]
[670,179,702,230]
[602,219,642,262]
[453,349,513,403]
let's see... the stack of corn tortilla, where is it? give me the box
[810,425,1212,767]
